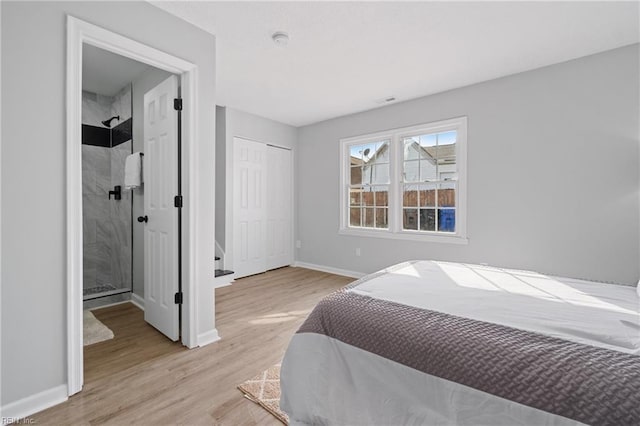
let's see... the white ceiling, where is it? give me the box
[151,1,639,127]
[83,44,152,96]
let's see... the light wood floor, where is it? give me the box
[31,267,352,425]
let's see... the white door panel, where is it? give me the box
[143,75,179,341]
[233,138,267,278]
[266,146,293,270]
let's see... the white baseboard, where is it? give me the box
[197,329,220,347]
[1,384,67,422]
[293,261,365,279]
[130,292,145,311]
[213,275,234,288]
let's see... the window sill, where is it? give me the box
[338,227,469,245]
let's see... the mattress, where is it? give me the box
[280,260,640,425]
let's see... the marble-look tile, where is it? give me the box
[96,242,112,286]
[97,93,114,117]
[111,234,129,287]
[82,157,96,195]
[83,243,98,289]
[111,84,132,121]
[111,216,132,249]
[119,251,132,289]
[96,171,112,197]
[83,216,96,246]
[115,139,132,153]
[82,91,112,127]
[88,147,112,196]
[82,87,136,295]
[83,194,110,222]
[108,207,132,289]
[97,218,115,246]
[83,145,111,195]
[110,191,132,223]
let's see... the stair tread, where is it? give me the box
[214,269,234,278]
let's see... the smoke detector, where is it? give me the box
[272,31,290,47]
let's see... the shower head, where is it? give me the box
[101,116,120,128]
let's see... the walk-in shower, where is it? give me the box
[82,85,133,302]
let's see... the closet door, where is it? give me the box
[266,145,293,270]
[233,138,267,278]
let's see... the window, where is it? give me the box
[340,117,467,244]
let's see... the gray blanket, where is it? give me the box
[297,290,640,426]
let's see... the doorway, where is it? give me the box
[67,16,200,396]
[81,41,183,370]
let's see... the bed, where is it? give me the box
[280,260,640,426]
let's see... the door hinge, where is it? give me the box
[174,98,183,111]
[174,195,183,208]
[174,292,183,304]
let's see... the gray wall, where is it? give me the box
[1,0,216,407]
[215,107,297,265]
[296,44,640,285]
[131,67,173,298]
[215,106,227,253]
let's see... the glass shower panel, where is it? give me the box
[81,84,133,300]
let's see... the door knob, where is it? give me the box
[137,215,148,223]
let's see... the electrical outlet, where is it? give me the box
[296,240,301,249]
[355,248,361,256]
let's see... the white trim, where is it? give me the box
[293,261,365,279]
[197,329,221,347]
[182,67,199,349]
[66,16,200,396]
[213,274,234,289]
[338,228,469,244]
[130,293,145,311]
[339,116,468,243]
[0,1,4,412]
[0,385,67,422]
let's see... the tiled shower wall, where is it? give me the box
[82,86,133,296]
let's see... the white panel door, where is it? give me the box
[266,146,293,270]
[143,75,179,341]
[233,137,267,278]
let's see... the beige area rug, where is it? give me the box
[238,363,289,425]
[83,310,114,346]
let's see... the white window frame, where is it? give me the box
[339,116,468,244]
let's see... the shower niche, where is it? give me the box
[82,84,133,301]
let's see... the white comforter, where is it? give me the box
[280,261,640,425]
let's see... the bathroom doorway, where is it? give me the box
[67,16,202,396]
[79,41,184,384]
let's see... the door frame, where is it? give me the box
[66,16,199,396]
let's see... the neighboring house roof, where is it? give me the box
[350,157,364,166]
[424,144,456,164]
[351,142,456,166]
